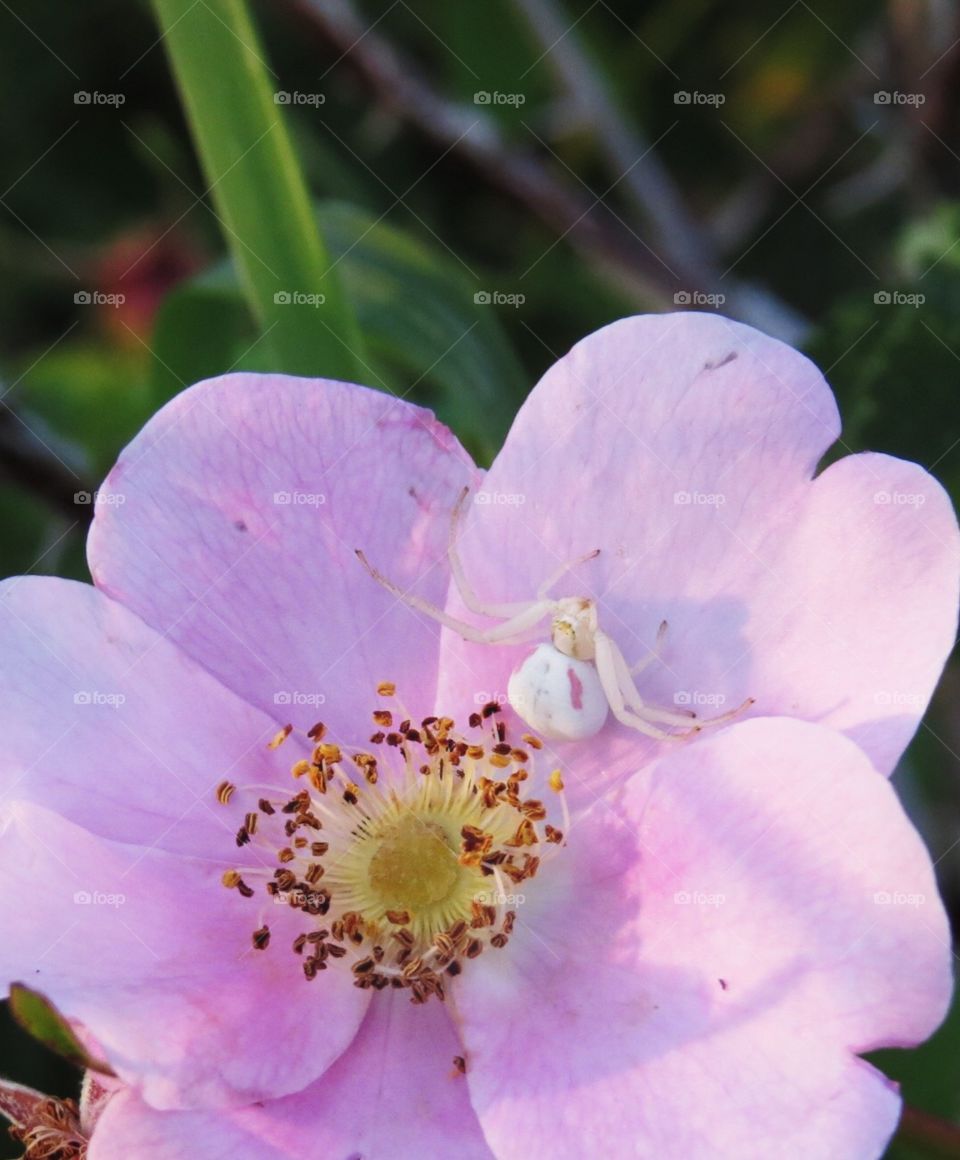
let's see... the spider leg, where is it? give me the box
[536,548,601,599]
[690,696,757,727]
[593,631,679,740]
[600,627,755,731]
[355,550,553,644]
[598,631,700,719]
[628,619,668,676]
[446,487,534,617]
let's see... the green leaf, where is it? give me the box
[150,0,365,381]
[151,203,529,464]
[148,271,255,402]
[8,984,114,1075]
[317,202,527,464]
[11,342,153,479]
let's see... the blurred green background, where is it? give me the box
[1,0,960,1155]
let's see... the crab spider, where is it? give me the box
[355,488,753,743]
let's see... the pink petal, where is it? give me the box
[455,717,950,1158]
[0,577,291,857]
[87,373,477,736]
[437,313,959,789]
[89,1093,289,1160]
[90,995,493,1159]
[0,802,368,1110]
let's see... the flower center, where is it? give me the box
[217,689,568,1004]
[367,815,460,912]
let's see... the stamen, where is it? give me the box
[267,724,293,750]
[217,686,569,1004]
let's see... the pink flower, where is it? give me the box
[0,313,955,1156]
[68,722,955,1158]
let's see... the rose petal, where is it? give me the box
[0,802,368,1110]
[0,577,291,857]
[89,995,493,1159]
[87,373,477,734]
[438,314,959,791]
[456,717,951,1158]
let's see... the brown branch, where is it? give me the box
[285,0,807,340]
[0,403,93,526]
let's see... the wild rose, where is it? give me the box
[0,313,956,1157]
[9,721,953,1159]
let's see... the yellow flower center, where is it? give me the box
[367,815,461,912]
[217,690,568,1004]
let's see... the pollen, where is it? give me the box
[218,689,567,1003]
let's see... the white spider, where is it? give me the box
[356,488,753,743]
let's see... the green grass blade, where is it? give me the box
[150,0,365,381]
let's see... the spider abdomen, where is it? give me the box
[507,643,609,742]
